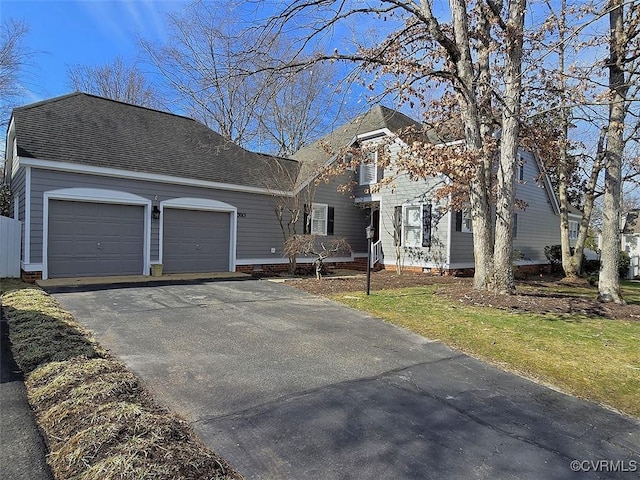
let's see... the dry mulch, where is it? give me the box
[285,270,640,321]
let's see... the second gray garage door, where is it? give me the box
[48,200,145,278]
[162,208,231,273]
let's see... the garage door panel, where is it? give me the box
[48,200,144,278]
[163,208,230,273]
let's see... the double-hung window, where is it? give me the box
[569,220,578,240]
[462,210,473,233]
[311,203,328,235]
[403,205,422,247]
[304,203,335,236]
[397,204,432,247]
[455,209,473,233]
[359,150,378,185]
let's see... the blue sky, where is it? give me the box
[1,0,192,104]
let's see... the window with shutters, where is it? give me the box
[455,209,473,233]
[304,204,334,235]
[402,204,432,247]
[311,203,328,235]
[462,209,473,233]
[403,205,422,247]
[359,150,378,185]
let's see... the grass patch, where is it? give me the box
[621,280,640,304]
[1,287,242,479]
[0,278,33,295]
[1,288,105,374]
[333,285,640,418]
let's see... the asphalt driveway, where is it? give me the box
[52,280,640,479]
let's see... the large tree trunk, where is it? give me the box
[491,0,525,294]
[449,0,494,290]
[598,0,627,304]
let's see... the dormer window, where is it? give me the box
[359,150,378,185]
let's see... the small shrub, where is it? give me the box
[544,244,562,273]
[0,184,12,217]
[583,259,601,276]
[619,250,631,279]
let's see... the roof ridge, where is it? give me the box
[12,92,83,112]
[14,92,201,125]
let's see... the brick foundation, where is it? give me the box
[388,263,551,278]
[235,258,380,275]
[21,270,43,283]
[335,257,370,271]
[514,263,552,278]
[235,265,254,274]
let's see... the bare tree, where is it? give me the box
[67,56,162,108]
[257,1,528,293]
[283,235,351,280]
[526,0,602,280]
[142,1,343,153]
[260,159,316,273]
[142,5,265,145]
[598,0,638,304]
[0,19,31,126]
[256,64,342,156]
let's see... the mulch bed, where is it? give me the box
[285,270,640,321]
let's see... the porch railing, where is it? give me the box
[370,239,383,268]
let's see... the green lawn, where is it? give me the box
[332,284,640,418]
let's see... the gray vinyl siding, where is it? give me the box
[512,151,561,261]
[28,168,290,263]
[448,214,475,265]
[11,167,26,262]
[311,172,369,253]
[378,169,448,269]
[373,138,449,269]
[447,150,561,266]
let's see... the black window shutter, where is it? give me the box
[393,206,402,246]
[513,213,518,238]
[327,207,335,235]
[422,204,432,247]
[303,204,310,234]
[455,210,463,232]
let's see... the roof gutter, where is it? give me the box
[17,157,294,197]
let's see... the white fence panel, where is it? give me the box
[0,215,21,278]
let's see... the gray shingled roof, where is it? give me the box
[290,105,450,180]
[12,93,299,190]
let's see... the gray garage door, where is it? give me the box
[163,208,231,273]
[48,200,145,278]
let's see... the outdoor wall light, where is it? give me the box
[152,205,161,220]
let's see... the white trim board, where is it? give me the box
[21,262,43,272]
[42,188,152,280]
[17,157,293,197]
[237,253,368,265]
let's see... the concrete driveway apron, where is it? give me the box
[52,280,640,480]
